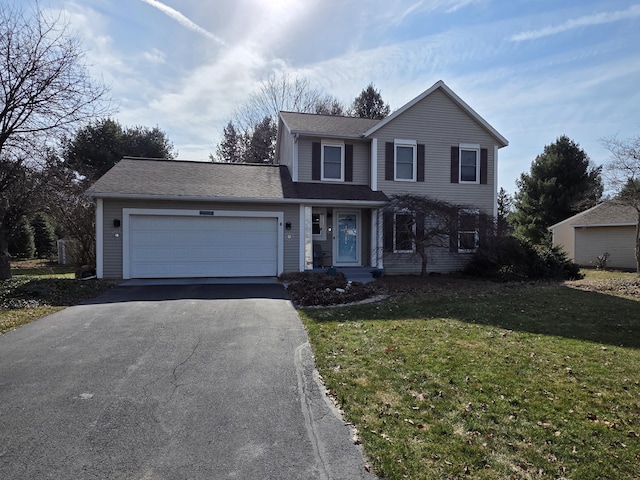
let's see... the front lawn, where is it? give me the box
[0,260,113,334]
[301,279,640,479]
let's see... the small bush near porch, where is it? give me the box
[301,274,640,479]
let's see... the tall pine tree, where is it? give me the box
[512,135,603,245]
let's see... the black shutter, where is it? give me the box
[385,142,394,181]
[478,213,489,247]
[480,148,488,184]
[417,144,425,182]
[450,146,459,183]
[449,208,459,252]
[383,210,394,252]
[312,142,321,180]
[345,144,353,182]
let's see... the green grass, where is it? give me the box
[301,284,640,479]
[1,260,113,334]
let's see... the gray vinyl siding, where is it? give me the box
[297,136,370,185]
[374,89,497,213]
[383,248,472,275]
[373,89,500,274]
[574,226,636,270]
[277,129,294,173]
[100,199,300,278]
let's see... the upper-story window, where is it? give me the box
[459,144,480,183]
[321,142,344,181]
[395,139,417,181]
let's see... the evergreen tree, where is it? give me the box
[64,118,176,183]
[31,213,57,258]
[246,117,277,164]
[212,121,245,163]
[512,135,603,245]
[8,216,35,259]
[350,83,391,120]
[497,187,513,237]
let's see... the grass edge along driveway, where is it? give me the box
[301,283,640,479]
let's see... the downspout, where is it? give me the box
[96,198,104,278]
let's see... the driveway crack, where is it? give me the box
[169,339,201,400]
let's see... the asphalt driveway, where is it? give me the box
[0,284,374,479]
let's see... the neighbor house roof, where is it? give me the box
[549,200,638,230]
[86,157,388,205]
[279,112,380,138]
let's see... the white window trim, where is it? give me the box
[321,140,344,182]
[312,208,326,241]
[393,211,416,253]
[458,208,479,253]
[394,139,417,182]
[459,143,480,184]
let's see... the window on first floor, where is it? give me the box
[312,208,326,240]
[458,209,479,252]
[394,212,415,253]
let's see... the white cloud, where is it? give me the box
[510,4,640,42]
[138,0,226,45]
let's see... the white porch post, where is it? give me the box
[299,205,313,271]
[96,198,104,279]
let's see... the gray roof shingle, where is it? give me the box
[87,157,388,204]
[280,112,380,138]
[570,201,638,226]
[87,158,286,199]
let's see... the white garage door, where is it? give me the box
[128,215,278,278]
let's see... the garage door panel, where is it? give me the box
[129,214,279,278]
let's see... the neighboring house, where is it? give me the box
[87,80,508,280]
[549,200,638,270]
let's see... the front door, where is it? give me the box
[334,211,360,265]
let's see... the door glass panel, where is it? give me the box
[336,213,358,264]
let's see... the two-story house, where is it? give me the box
[87,80,508,280]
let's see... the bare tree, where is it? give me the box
[384,194,486,276]
[213,73,344,164]
[601,134,640,274]
[0,2,109,279]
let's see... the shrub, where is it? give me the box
[465,235,582,281]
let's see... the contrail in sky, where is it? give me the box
[511,4,640,42]
[139,0,226,45]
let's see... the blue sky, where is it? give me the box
[43,0,640,193]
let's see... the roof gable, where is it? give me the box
[363,80,508,147]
